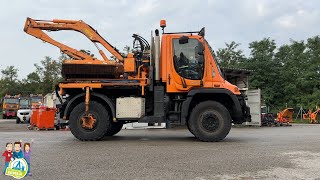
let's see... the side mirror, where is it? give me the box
[198,27,205,37]
[179,36,189,44]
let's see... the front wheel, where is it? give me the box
[187,120,195,135]
[188,101,232,142]
[69,101,111,141]
[16,118,21,124]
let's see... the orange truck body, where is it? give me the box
[24,18,251,142]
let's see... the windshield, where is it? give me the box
[19,99,30,106]
[31,97,42,103]
[4,98,19,104]
[204,39,222,76]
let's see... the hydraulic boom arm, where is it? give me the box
[24,17,124,62]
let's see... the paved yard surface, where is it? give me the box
[1,119,320,180]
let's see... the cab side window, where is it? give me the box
[173,39,204,80]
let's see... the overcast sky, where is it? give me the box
[0,0,319,78]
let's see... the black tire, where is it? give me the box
[16,118,21,124]
[3,115,6,119]
[69,101,111,141]
[188,101,232,142]
[104,122,123,136]
[187,120,195,135]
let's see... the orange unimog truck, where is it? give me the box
[2,95,20,119]
[30,94,43,108]
[24,18,251,141]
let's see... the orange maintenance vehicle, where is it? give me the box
[30,94,43,108]
[303,108,320,124]
[2,95,20,119]
[24,18,251,141]
[277,108,294,125]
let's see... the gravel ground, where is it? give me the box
[1,119,320,180]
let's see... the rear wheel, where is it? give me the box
[2,115,6,119]
[105,122,123,136]
[69,101,110,141]
[16,118,21,124]
[188,101,231,142]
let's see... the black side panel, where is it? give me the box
[186,88,235,96]
[237,94,251,122]
[154,86,165,116]
[139,86,165,123]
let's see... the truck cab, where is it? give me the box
[159,28,250,125]
[30,94,43,108]
[2,95,20,119]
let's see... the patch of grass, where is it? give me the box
[292,119,311,124]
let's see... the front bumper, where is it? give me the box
[231,94,251,124]
[17,109,32,122]
[237,94,251,122]
[4,110,17,117]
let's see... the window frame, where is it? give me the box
[172,38,205,80]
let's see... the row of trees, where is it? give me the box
[1,36,319,112]
[0,56,64,98]
[0,47,129,99]
[216,36,320,111]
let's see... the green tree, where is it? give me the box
[79,49,94,57]
[33,56,63,94]
[216,41,245,68]
[275,40,308,108]
[123,45,131,55]
[303,36,320,108]
[22,72,42,94]
[1,66,18,82]
[243,38,282,108]
[0,66,20,97]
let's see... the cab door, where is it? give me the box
[166,37,205,92]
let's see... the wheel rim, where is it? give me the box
[199,110,220,132]
[79,113,98,131]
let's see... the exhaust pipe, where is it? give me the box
[150,31,154,69]
[154,29,160,81]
